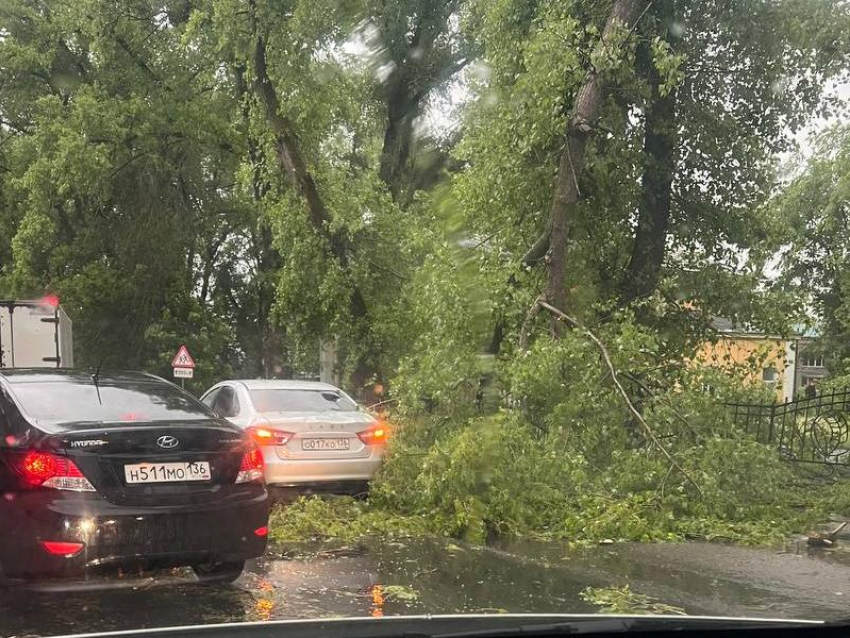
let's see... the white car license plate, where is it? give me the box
[301,438,350,451]
[124,461,211,484]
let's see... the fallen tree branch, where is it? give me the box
[536,299,703,497]
[620,371,698,439]
[520,229,551,266]
[658,461,675,500]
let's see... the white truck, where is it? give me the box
[0,298,74,368]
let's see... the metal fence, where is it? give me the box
[727,387,850,468]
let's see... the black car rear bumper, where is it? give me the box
[0,487,269,580]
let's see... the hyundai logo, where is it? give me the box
[156,435,179,449]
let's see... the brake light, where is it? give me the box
[254,526,269,537]
[357,424,389,446]
[17,451,95,492]
[236,448,264,484]
[40,294,60,309]
[247,426,293,447]
[40,540,85,556]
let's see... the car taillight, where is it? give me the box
[236,448,264,484]
[16,451,95,492]
[247,426,293,446]
[40,540,85,556]
[357,424,389,446]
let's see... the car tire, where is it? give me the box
[192,560,245,585]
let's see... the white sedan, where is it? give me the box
[200,380,386,492]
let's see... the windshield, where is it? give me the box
[8,382,215,424]
[3,0,850,633]
[250,389,358,413]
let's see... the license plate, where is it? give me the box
[124,461,211,484]
[301,438,350,451]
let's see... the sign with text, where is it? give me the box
[173,367,194,379]
[171,345,195,369]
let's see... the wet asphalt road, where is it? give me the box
[3,537,850,636]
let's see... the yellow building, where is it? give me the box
[694,319,825,402]
[695,329,790,401]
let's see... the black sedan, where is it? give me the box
[0,369,269,585]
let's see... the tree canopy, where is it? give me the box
[1,0,848,401]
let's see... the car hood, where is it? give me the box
[49,613,823,638]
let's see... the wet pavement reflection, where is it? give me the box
[3,537,850,636]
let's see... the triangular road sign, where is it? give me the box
[171,345,196,369]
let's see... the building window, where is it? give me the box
[762,367,779,387]
[800,354,825,368]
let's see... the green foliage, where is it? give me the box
[580,585,686,616]
[0,0,249,375]
[3,0,850,561]
[267,496,430,542]
[362,330,845,546]
[2,0,847,393]
[650,36,685,97]
[381,585,421,602]
[457,0,850,338]
[776,126,850,375]
[284,407,843,548]
[391,242,482,417]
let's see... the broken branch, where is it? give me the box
[536,299,703,497]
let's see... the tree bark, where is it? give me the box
[620,1,678,307]
[545,0,650,335]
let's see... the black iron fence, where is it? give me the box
[727,388,850,468]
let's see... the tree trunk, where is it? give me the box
[235,61,282,377]
[252,35,334,237]
[375,0,466,205]
[379,82,417,203]
[620,1,678,307]
[257,223,284,378]
[545,0,649,334]
[249,8,377,393]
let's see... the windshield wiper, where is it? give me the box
[91,355,106,405]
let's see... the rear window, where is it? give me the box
[249,389,358,413]
[8,381,216,424]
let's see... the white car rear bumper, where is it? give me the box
[262,449,383,486]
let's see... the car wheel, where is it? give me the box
[192,560,245,585]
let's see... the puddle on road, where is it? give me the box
[4,536,850,636]
[243,537,594,620]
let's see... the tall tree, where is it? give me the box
[620,0,850,315]
[542,0,649,332]
[618,0,677,305]
[0,0,242,387]
[247,0,376,389]
[778,126,850,368]
[369,0,471,203]
[456,0,850,357]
